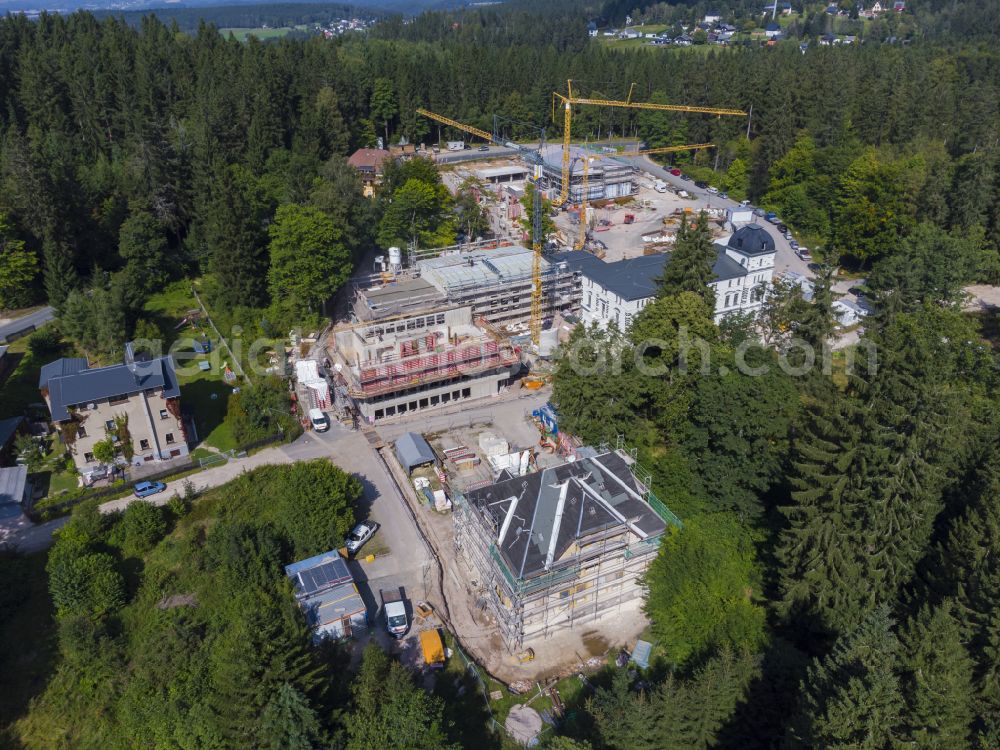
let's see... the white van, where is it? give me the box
[309,408,330,432]
[654,179,668,193]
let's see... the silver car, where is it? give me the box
[346,522,378,554]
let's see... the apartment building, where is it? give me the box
[331,305,520,424]
[39,355,188,484]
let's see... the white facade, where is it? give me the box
[565,224,777,329]
[578,277,653,330]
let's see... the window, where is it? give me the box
[462,387,471,398]
[169,449,181,458]
[442,393,451,403]
[165,433,175,445]
[409,401,417,412]
[419,398,429,409]
[108,393,129,405]
[398,403,408,414]
[77,425,87,438]
[385,406,396,417]
[84,452,95,463]
[139,439,150,450]
[159,409,169,420]
[375,409,384,420]
[585,292,592,308]
[430,395,440,405]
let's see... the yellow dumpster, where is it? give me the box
[420,629,446,668]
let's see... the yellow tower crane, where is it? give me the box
[415,107,548,346]
[575,143,714,250]
[551,81,747,208]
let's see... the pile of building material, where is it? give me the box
[294,360,331,409]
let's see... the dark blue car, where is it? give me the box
[133,481,167,499]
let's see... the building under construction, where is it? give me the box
[453,444,681,652]
[353,244,579,332]
[539,145,638,203]
[331,304,521,423]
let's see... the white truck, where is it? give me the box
[446,140,465,151]
[380,588,409,638]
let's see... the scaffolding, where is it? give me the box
[352,336,519,398]
[452,448,681,653]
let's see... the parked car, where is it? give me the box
[740,199,751,207]
[707,186,719,194]
[784,231,793,240]
[133,481,167,499]
[777,223,788,233]
[381,588,409,638]
[309,408,329,433]
[797,247,812,261]
[753,207,766,217]
[790,240,800,250]
[765,211,779,223]
[478,145,490,151]
[695,180,709,189]
[681,174,692,181]
[346,521,379,554]
[669,168,682,176]
[719,191,729,199]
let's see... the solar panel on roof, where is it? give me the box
[296,560,351,596]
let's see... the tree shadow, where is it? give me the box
[713,636,810,750]
[0,552,60,748]
[179,377,230,446]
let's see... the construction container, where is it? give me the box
[420,629,446,668]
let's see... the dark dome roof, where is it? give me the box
[728,224,775,256]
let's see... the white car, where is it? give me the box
[346,522,378,554]
[707,186,719,194]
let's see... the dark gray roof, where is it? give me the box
[713,251,751,281]
[465,451,667,581]
[43,356,180,422]
[0,465,28,506]
[556,251,666,302]
[556,247,748,298]
[38,357,88,389]
[395,432,436,473]
[727,224,775,256]
[0,416,24,451]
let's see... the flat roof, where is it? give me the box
[538,145,635,175]
[419,245,554,295]
[304,582,366,626]
[476,165,530,179]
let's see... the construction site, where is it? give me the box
[329,303,522,424]
[452,442,680,653]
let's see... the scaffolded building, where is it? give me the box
[539,145,638,203]
[331,305,521,423]
[353,244,578,331]
[453,444,681,652]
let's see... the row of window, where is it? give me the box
[83,448,183,464]
[81,433,175,462]
[365,312,447,340]
[373,387,473,420]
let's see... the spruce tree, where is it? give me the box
[258,682,326,750]
[786,606,905,749]
[657,212,717,308]
[42,235,78,310]
[899,600,975,749]
[777,394,866,633]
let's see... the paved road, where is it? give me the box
[0,306,55,343]
[624,155,812,279]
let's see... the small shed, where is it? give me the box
[192,337,212,354]
[0,465,29,520]
[395,432,436,474]
[0,415,25,466]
